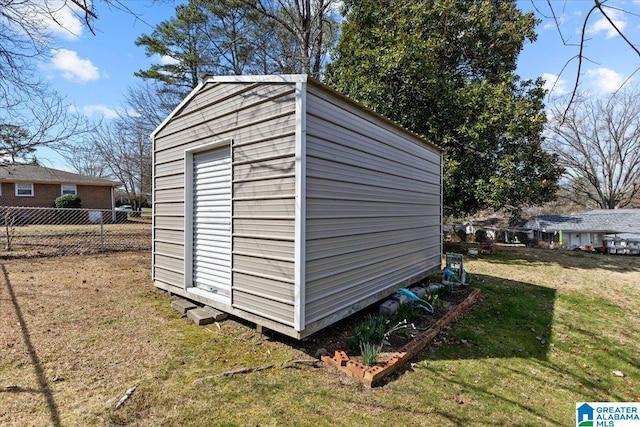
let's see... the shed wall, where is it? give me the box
[304,83,442,325]
[153,81,297,325]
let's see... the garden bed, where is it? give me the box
[299,284,481,386]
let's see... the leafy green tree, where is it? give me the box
[326,0,563,218]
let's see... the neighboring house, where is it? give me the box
[523,209,640,254]
[0,164,121,210]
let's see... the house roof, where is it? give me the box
[523,209,640,235]
[0,164,121,187]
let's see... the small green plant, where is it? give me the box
[424,292,450,311]
[394,302,421,323]
[360,341,382,366]
[437,285,451,299]
[347,315,388,353]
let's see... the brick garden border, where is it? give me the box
[321,288,482,387]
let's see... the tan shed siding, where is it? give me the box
[304,85,442,324]
[153,80,298,324]
[234,237,294,259]
[155,228,185,243]
[232,291,294,326]
[155,87,296,152]
[234,218,295,240]
[154,265,184,287]
[155,241,184,259]
[234,176,295,199]
[232,272,294,302]
[155,115,296,164]
[234,134,296,161]
[155,159,184,177]
[154,202,184,216]
[155,174,183,190]
[230,129,296,324]
[154,188,184,203]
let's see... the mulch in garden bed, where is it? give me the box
[296,284,475,361]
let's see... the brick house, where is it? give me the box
[0,164,121,210]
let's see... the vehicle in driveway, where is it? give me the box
[115,204,132,211]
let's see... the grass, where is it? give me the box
[0,247,638,426]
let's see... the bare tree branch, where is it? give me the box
[542,0,640,118]
[0,0,146,161]
[562,3,599,123]
[547,87,640,209]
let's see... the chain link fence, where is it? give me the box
[0,206,151,258]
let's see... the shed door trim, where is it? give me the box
[184,138,233,306]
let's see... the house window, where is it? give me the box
[15,183,34,197]
[61,184,77,195]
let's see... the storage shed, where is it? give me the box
[151,75,442,339]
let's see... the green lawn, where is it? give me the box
[1,247,638,426]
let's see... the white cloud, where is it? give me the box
[70,105,142,120]
[542,73,569,96]
[77,104,120,119]
[586,67,630,93]
[126,109,142,118]
[588,8,626,39]
[50,49,99,82]
[44,0,85,40]
[154,54,180,66]
[12,0,85,41]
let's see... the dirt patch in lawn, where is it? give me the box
[0,252,173,426]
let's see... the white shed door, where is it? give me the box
[192,147,232,303]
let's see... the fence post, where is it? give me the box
[100,214,104,252]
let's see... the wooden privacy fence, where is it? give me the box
[0,206,151,258]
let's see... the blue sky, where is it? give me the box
[36,0,640,169]
[517,0,640,97]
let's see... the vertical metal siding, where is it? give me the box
[152,81,297,325]
[304,85,442,325]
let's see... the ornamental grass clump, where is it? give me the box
[360,341,383,366]
[347,315,388,354]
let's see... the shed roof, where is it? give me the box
[0,164,120,187]
[524,209,640,234]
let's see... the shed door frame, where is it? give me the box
[184,138,233,306]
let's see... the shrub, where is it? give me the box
[54,194,81,209]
